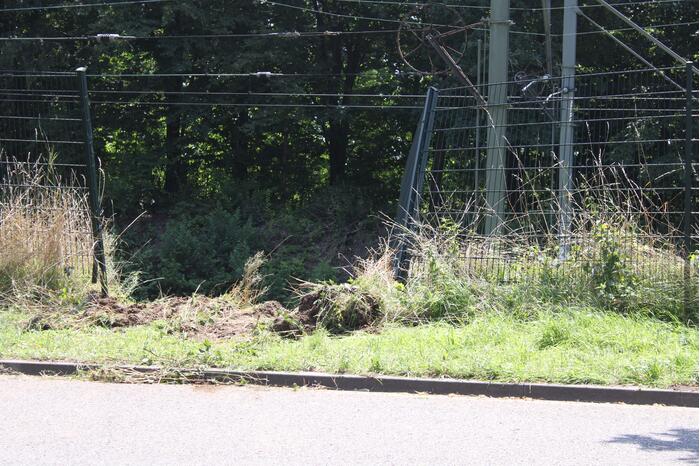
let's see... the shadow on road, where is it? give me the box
[606,428,699,464]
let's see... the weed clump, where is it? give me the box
[294,283,381,333]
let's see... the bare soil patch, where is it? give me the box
[26,294,289,340]
[24,283,380,339]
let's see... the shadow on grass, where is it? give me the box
[607,428,698,464]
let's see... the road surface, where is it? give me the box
[0,375,696,465]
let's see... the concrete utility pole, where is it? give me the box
[558,0,577,259]
[483,0,510,235]
[542,0,553,78]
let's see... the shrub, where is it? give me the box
[136,207,259,296]
[126,185,381,302]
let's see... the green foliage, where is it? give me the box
[585,221,640,310]
[2,0,697,324]
[125,186,383,303]
[136,207,258,297]
[538,321,571,350]
[313,218,698,328]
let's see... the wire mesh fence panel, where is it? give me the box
[420,66,699,286]
[0,70,94,278]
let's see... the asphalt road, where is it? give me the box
[0,375,697,465]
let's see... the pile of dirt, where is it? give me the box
[27,294,289,340]
[26,285,381,339]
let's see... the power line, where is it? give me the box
[593,0,698,73]
[262,0,452,27]
[3,64,685,82]
[578,10,687,91]
[0,0,171,13]
[5,20,693,42]
[511,0,694,11]
[88,90,425,98]
[0,28,406,41]
[1,0,691,13]
[86,71,422,78]
[0,69,424,77]
[559,20,698,37]
[510,20,699,38]
[332,0,488,9]
[332,0,693,11]
[90,100,423,109]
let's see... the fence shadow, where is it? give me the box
[606,428,699,464]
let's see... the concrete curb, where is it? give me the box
[1,359,697,407]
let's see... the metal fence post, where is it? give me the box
[393,86,439,280]
[683,61,695,316]
[76,66,108,296]
[557,0,577,260]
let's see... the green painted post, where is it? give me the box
[683,61,695,317]
[474,39,483,204]
[393,87,439,280]
[76,67,108,296]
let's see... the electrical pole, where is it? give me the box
[542,0,553,78]
[558,0,577,259]
[484,0,510,235]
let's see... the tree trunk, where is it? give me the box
[313,0,363,186]
[163,77,184,196]
[328,117,350,185]
[228,110,250,179]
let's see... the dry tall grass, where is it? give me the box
[0,157,94,298]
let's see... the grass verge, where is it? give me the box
[1,159,696,390]
[1,306,696,388]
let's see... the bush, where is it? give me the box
[135,207,259,297]
[125,185,384,302]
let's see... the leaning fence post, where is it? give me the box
[393,86,439,280]
[683,61,695,317]
[76,66,108,296]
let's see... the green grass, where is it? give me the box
[1,307,696,388]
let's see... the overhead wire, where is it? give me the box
[261,0,452,27]
[85,71,422,77]
[0,0,692,13]
[0,0,172,13]
[88,89,425,98]
[577,9,688,92]
[3,20,694,42]
[512,0,694,10]
[89,100,424,109]
[1,0,694,42]
[0,28,407,41]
